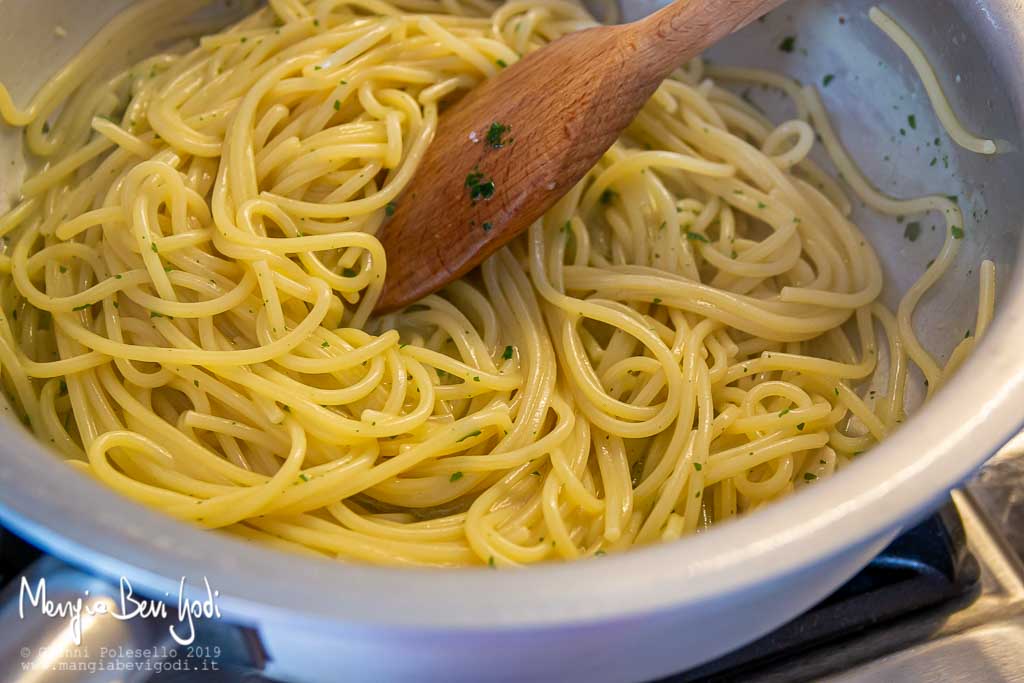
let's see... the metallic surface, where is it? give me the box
[0,1,1023,681]
[736,459,1024,682]
[827,492,1024,683]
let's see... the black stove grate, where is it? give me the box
[0,520,40,586]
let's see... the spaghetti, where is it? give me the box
[869,6,998,155]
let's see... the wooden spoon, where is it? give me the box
[374,0,784,313]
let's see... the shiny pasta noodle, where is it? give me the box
[0,0,995,566]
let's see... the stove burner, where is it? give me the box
[668,501,980,682]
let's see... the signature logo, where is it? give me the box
[18,576,222,645]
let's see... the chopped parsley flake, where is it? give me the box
[779,36,796,53]
[385,201,396,216]
[804,472,818,481]
[482,221,493,232]
[449,471,463,482]
[321,340,329,348]
[797,422,805,430]
[72,303,93,311]
[600,189,616,204]
[951,226,964,239]
[485,121,510,148]
[908,114,917,130]
[299,473,310,481]
[779,408,790,416]
[488,556,496,568]
[465,167,495,202]
[333,99,340,111]
[685,231,709,243]
[151,242,158,253]
[496,59,508,68]
[693,462,702,471]
[342,267,357,277]
[502,345,513,360]
[904,222,921,242]
[457,430,482,443]
[822,74,835,87]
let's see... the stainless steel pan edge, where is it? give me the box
[0,1,1023,681]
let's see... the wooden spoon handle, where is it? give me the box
[632,0,787,81]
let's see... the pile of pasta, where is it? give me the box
[0,0,994,566]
